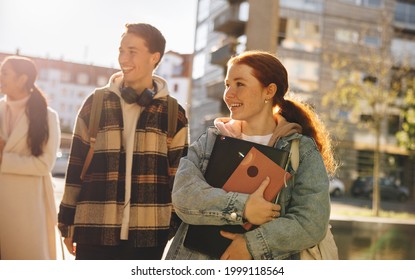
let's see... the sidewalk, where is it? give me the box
[53,177,170,260]
[53,177,73,260]
[330,196,415,225]
[53,177,415,259]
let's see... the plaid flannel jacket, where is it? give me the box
[58,89,188,247]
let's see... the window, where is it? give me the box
[388,115,400,135]
[61,71,71,83]
[360,114,374,123]
[77,73,89,85]
[363,35,380,48]
[366,0,383,8]
[395,2,415,26]
[278,18,321,52]
[338,110,350,120]
[340,0,357,4]
[335,29,359,44]
[239,2,249,21]
[395,2,406,22]
[339,0,383,8]
[236,35,247,54]
[280,0,323,12]
[362,75,377,84]
[278,18,287,46]
[347,71,379,85]
[282,58,319,92]
[334,29,380,48]
[197,0,210,22]
[357,150,374,175]
[329,108,351,122]
[173,65,183,76]
[195,22,208,51]
[192,52,206,79]
[391,38,415,66]
[97,75,107,86]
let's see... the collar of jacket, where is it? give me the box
[106,71,170,100]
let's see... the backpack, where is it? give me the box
[289,139,339,260]
[80,88,178,180]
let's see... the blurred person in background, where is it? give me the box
[0,55,60,260]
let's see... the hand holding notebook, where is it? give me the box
[183,135,291,258]
[223,146,291,201]
[223,146,291,229]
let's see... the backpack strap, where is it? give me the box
[290,139,300,172]
[80,92,178,180]
[167,95,178,145]
[80,88,105,180]
[275,138,300,203]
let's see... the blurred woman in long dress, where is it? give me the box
[0,55,60,259]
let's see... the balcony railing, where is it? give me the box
[207,81,226,100]
[210,43,236,67]
[213,6,246,37]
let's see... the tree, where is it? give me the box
[320,11,413,216]
[396,76,415,153]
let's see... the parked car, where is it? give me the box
[350,176,409,202]
[329,177,345,197]
[52,151,69,176]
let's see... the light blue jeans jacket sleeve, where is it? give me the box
[172,128,249,226]
[166,128,330,260]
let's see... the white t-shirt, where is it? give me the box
[120,99,142,240]
[241,133,272,145]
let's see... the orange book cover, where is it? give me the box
[222,146,291,229]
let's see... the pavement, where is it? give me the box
[330,196,415,225]
[52,177,415,259]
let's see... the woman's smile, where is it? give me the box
[229,102,243,111]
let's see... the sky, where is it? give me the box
[0,0,198,68]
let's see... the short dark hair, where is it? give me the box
[123,23,166,67]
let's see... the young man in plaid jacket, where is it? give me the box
[58,23,188,260]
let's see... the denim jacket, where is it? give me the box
[165,127,330,260]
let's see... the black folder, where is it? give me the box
[183,135,290,258]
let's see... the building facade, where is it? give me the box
[155,51,193,116]
[189,0,415,197]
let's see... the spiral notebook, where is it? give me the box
[183,135,291,258]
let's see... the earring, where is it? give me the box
[264,99,269,104]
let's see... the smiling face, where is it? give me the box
[224,63,274,125]
[118,32,160,90]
